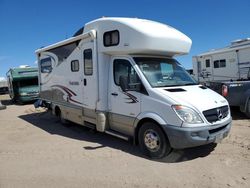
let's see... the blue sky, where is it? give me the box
[0,0,250,79]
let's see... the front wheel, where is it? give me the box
[245,100,250,118]
[138,122,172,159]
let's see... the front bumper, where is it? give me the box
[18,94,39,102]
[163,117,232,149]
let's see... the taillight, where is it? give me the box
[222,85,228,97]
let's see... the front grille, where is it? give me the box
[203,105,229,123]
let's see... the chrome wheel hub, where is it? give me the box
[144,129,160,151]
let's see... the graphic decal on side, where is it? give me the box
[51,85,82,105]
[123,92,138,103]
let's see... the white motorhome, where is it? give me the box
[193,38,250,83]
[36,17,232,158]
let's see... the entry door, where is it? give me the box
[82,41,97,109]
[204,57,212,81]
[109,58,141,135]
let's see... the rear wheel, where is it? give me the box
[55,107,67,124]
[245,100,250,118]
[138,122,171,159]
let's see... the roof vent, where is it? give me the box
[199,85,207,89]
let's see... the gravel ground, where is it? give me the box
[0,95,249,188]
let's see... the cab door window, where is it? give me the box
[113,59,140,90]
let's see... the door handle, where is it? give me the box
[111,92,118,96]
[84,79,87,86]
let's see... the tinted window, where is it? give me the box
[40,57,52,73]
[206,59,210,67]
[113,59,140,90]
[48,40,80,62]
[71,60,79,72]
[19,78,38,87]
[134,57,197,87]
[104,30,119,47]
[214,60,219,68]
[220,59,226,67]
[214,59,226,68]
[84,49,93,75]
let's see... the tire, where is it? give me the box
[57,108,68,125]
[138,122,172,159]
[245,100,250,118]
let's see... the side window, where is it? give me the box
[40,57,52,73]
[205,59,210,67]
[114,59,140,90]
[71,60,79,72]
[214,59,226,68]
[220,59,226,67]
[84,49,93,75]
[104,30,119,47]
[214,60,219,68]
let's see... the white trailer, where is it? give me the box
[36,17,232,158]
[192,38,250,83]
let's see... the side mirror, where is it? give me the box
[119,76,128,92]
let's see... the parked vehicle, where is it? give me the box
[6,66,39,103]
[0,80,8,95]
[36,17,232,158]
[193,38,250,117]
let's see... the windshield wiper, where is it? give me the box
[183,83,199,86]
[155,83,198,88]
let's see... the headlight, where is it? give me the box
[19,92,27,96]
[172,105,203,124]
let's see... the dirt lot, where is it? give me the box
[0,95,249,188]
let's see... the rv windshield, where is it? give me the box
[134,57,197,87]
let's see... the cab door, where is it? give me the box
[108,57,141,136]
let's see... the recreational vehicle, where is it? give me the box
[36,17,232,158]
[7,66,39,103]
[193,39,250,117]
[192,38,250,83]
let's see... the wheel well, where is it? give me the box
[54,106,61,117]
[134,118,168,145]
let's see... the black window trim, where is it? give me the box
[113,58,148,95]
[84,48,93,75]
[40,57,52,73]
[71,60,79,72]
[205,59,210,68]
[213,59,226,69]
[113,59,131,86]
[103,30,120,47]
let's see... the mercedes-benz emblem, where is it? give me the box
[217,109,223,120]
